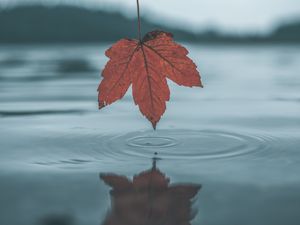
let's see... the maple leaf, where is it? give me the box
[98,30,203,129]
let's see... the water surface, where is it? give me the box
[0,44,300,225]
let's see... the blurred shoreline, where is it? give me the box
[0,5,299,45]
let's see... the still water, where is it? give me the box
[0,44,299,225]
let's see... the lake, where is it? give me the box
[0,44,299,225]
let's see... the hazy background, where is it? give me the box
[0,0,300,43]
[1,0,300,33]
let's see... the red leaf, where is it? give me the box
[98,30,203,129]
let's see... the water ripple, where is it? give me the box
[87,130,285,161]
[32,129,295,168]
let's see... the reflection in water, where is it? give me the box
[40,214,74,225]
[100,155,201,225]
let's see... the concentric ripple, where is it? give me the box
[127,136,179,148]
[28,129,299,169]
[85,129,286,162]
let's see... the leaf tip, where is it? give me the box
[151,121,157,130]
[98,101,106,110]
[197,79,204,88]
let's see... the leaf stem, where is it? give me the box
[136,0,142,42]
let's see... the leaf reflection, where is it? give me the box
[100,155,201,225]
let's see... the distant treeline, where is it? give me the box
[0,5,299,44]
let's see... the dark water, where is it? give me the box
[0,44,300,225]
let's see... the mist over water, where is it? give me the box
[0,44,300,225]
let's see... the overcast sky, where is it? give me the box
[1,0,300,33]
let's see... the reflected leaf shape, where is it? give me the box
[39,214,74,225]
[100,157,201,225]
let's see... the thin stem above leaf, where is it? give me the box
[136,0,142,42]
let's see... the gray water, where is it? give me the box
[0,44,299,225]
